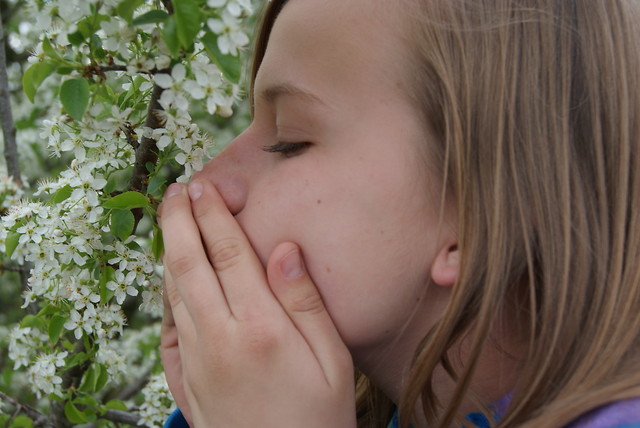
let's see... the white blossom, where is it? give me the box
[207,11,250,56]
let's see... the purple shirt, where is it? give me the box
[565,398,640,428]
[166,396,640,427]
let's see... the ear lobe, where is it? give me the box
[431,244,459,287]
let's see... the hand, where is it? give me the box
[159,179,356,428]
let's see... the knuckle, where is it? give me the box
[163,281,182,308]
[165,249,196,279]
[208,237,244,271]
[246,327,280,355]
[289,290,326,315]
[238,319,283,355]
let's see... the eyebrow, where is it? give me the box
[259,83,328,107]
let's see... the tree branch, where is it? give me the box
[117,367,152,401]
[102,409,148,427]
[0,391,52,427]
[0,263,29,273]
[129,83,164,195]
[0,7,21,185]
[85,64,169,76]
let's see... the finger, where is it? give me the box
[160,183,229,320]
[160,279,195,427]
[187,178,276,318]
[161,277,176,332]
[267,242,353,386]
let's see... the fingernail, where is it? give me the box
[188,180,204,201]
[281,249,304,280]
[165,183,184,199]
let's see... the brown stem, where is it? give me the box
[87,64,169,75]
[49,341,90,428]
[102,409,148,427]
[0,264,29,273]
[117,367,152,401]
[161,0,174,15]
[127,83,164,229]
[0,391,53,427]
[129,83,164,194]
[0,7,21,185]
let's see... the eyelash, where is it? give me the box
[262,141,312,158]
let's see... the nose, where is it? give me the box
[192,131,257,215]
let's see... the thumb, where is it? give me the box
[267,242,352,384]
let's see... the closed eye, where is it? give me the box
[262,141,312,158]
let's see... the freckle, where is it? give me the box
[317,199,322,205]
[379,230,385,235]
[416,297,421,302]
[325,267,332,273]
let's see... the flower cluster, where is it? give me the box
[137,373,176,426]
[0,0,254,424]
[27,350,68,398]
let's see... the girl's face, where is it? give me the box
[195,0,455,371]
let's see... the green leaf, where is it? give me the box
[67,31,85,47]
[60,78,90,121]
[110,209,135,241]
[5,231,20,258]
[50,184,73,204]
[65,352,89,369]
[79,364,96,392]
[77,18,92,38]
[104,191,149,209]
[117,0,145,23]
[65,401,87,424]
[95,363,109,391]
[37,303,61,317]
[41,38,59,59]
[147,175,166,196]
[103,176,119,195]
[133,9,168,26]
[100,266,116,302]
[20,315,46,331]
[172,0,202,50]
[9,415,34,428]
[90,34,106,59]
[22,61,59,103]
[48,314,67,344]
[202,31,242,83]
[162,15,180,57]
[74,394,98,408]
[56,66,75,75]
[152,225,164,261]
[105,399,128,411]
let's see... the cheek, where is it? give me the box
[236,167,436,350]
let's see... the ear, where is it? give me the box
[430,243,459,287]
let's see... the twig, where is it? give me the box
[117,367,152,401]
[0,263,29,273]
[129,83,164,195]
[161,0,174,15]
[85,64,169,75]
[0,8,31,301]
[102,409,148,427]
[123,122,140,150]
[0,7,21,185]
[0,390,52,427]
[128,83,164,229]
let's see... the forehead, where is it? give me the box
[254,0,409,104]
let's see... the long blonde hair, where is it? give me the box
[250,1,640,427]
[400,1,640,426]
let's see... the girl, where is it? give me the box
[160,0,640,426]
